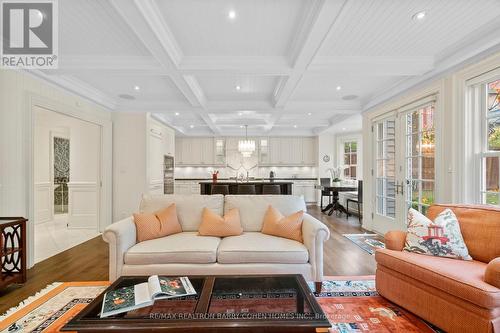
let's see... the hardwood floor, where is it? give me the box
[0,205,376,315]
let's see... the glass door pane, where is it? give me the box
[375,118,396,219]
[403,105,435,214]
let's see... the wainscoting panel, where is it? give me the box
[35,182,52,224]
[67,182,99,229]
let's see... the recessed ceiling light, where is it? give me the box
[307,112,312,116]
[342,127,346,131]
[236,85,241,91]
[228,10,236,20]
[189,125,194,129]
[174,112,179,116]
[293,125,298,128]
[238,112,243,116]
[240,125,244,128]
[133,85,140,91]
[412,11,426,21]
[336,86,342,91]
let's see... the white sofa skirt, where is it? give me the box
[121,263,313,281]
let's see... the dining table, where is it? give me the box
[314,184,358,217]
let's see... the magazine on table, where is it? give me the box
[100,276,196,318]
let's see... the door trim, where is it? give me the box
[26,93,112,268]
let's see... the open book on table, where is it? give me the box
[100,276,196,318]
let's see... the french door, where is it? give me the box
[372,97,436,233]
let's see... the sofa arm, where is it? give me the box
[384,231,407,251]
[485,257,500,288]
[302,213,330,282]
[102,217,137,281]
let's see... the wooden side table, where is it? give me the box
[1,217,27,289]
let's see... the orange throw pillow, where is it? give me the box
[261,205,304,242]
[198,207,243,237]
[133,203,182,242]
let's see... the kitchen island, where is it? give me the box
[199,180,293,195]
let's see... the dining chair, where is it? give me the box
[347,180,363,221]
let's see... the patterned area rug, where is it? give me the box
[343,233,386,255]
[0,277,443,333]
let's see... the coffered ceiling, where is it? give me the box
[36,0,500,136]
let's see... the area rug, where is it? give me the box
[0,277,443,333]
[343,233,386,255]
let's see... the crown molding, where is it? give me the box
[363,17,500,113]
[27,70,117,110]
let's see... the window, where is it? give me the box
[343,141,357,179]
[481,78,500,205]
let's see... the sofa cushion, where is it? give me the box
[376,248,500,308]
[261,205,304,242]
[139,194,224,231]
[224,195,307,232]
[125,232,220,264]
[217,232,309,264]
[199,207,243,237]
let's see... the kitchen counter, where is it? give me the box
[199,181,293,195]
[176,177,317,181]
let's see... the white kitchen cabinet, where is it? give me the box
[174,180,201,195]
[293,180,317,203]
[261,137,317,166]
[258,138,270,164]
[176,136,316,167]
[301,137,317,165]
[146,116,175,194]
[175,137,224,166]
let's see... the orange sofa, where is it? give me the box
[375,204,500,333]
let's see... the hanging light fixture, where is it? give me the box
[238,125,255,157]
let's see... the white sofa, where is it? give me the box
[103,194,330,282]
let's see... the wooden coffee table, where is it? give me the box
[62,274,330,332]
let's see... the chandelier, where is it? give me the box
[238,125,255,157]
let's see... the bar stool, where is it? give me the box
[211,184,229,195]
[237,184,256,194]
[262,184,281,195]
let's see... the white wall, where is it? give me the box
[0,69,112,267]
[362,51,500,231]
[112,112,147,221]
[317,133,335,179]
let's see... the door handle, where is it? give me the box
[395,181,404,196]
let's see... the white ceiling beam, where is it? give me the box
[58,55,161,71]
[110,0,221,135]
[179,56,292,75]
[268,0,348,132]
[309,56,434,76]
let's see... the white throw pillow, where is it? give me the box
[404,208,472,260]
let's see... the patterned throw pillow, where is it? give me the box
[404,208,472,260]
